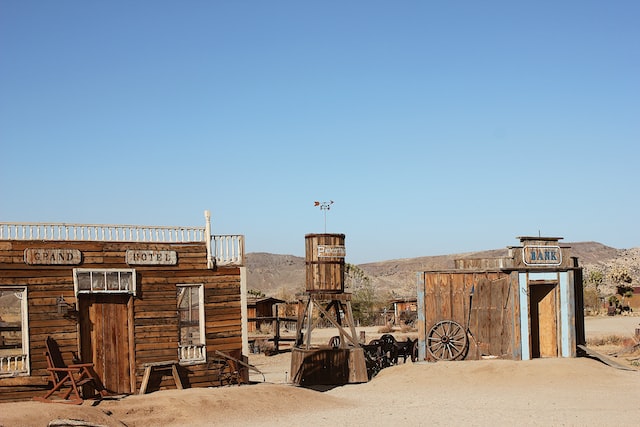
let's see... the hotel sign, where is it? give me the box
[318,245,346,258]
[24,248,82,265]
[523,245,562,266]
[126,250,177,265]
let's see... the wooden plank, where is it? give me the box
[451,273,467,326]
[467,278,480,360]
[476,276,491,356]
[576,345,636,371]
[511,274,521,359]
[539,284,557,357]
[206,320,241,330]
[500,277,513,356]
[489,276,504,356]
[133,331,176,341]
[0,376,49,386]
[135,342,177,351]
[424,273,438,330]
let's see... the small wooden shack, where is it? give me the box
[390,297,418,326]
[247,297,285,333]
[416,236,585,361]
[0,211,246,402]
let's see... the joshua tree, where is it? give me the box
[609,267,633,308]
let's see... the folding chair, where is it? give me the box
[34,336,101,404]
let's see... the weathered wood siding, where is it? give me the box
[0,240,242,401]
[305,234,345,293]
[290,347,368,385]
[419,271,516,361]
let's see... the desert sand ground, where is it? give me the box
[1,316,639,427]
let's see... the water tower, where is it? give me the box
[290,229,368,385]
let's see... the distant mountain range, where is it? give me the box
[246,242,639,300]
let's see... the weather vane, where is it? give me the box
[314,200,334,233]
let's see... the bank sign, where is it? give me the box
[522,245,562,266]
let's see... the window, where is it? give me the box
[0,287,29,377]
[74,269,136,295]
[177,284,206,363]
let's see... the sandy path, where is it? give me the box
[2,358,637,427]
[584,315,640,338]
[1,316,638,427]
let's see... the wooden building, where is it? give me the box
[0,211,246,402]
[390,297,417,326]
[613,286,639,312]
[628,287,640,311]
[246,297,285,333]
[416,236,584,362]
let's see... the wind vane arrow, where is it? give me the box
[314,200,334,233]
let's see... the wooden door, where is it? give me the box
[529,283,557,358]
[79,294,133,394]
[471,276,512,358]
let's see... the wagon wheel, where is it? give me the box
[427,320,468,361]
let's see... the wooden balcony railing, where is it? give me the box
[0,211,244,267]
[0,354,28,377]
[178,344,206,363]
[0,223,205,243]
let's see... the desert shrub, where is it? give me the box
[400,323,416,333]
[583,287,601,315]
[253,338,274,354]
[586,335,627,346]
[347,264,388,326]
[377,324,393,334]
[258,322,273,335]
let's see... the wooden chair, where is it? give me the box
[34,336,101,404]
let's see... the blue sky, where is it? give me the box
[1,1,638,264]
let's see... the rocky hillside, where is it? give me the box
[246,242,640,300]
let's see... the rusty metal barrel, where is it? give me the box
[305,233,346,293]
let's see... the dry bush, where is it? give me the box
[253,338,275,354]
[586,335,627,346]
[400,323,417,333]
[377,324,393,334]
[583,286,601,315]
[258,323,273,335]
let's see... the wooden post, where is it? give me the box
[272,304,280,352]
[344,301,359,347]
[305,298,313,349]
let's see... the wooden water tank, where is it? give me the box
[305,233,346,293]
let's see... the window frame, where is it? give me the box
[176,284,206,364]
[73,268,137,295]
[0,286,30,377]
